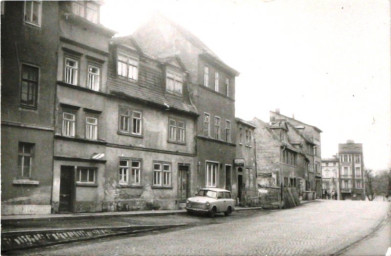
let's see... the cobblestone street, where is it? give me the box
[15,200,390,256]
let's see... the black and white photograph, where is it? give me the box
[1,0,390,255]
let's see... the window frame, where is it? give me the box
[214,116,221,140]
[20,64,39,109]
[62,111,76,137]
[168,118,186,144]
[118,106,143,137]
[153,162,172,188]
[118,159,142,186]
[64,57,79,86]
[71,1,99,24]
[85,115,98,140]
[76,167,97,185]
[225,78,230,97]
[18,142,34,179]
[166,71,183,95]
[203,113,210,137]
[117,54,139,81]
[225,120,231,142]
[204,66,209,87]
[87,64,101,91]
[206,161,219,188]
[24,0,42,27]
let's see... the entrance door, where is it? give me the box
[238,171,244,205]
[178,164,189,202]
[225,165,232,191]
[59,166,75,212]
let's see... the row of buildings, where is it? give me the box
[321,140,365,200]
[1,1,322,215]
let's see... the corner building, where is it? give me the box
[133,15,239,195]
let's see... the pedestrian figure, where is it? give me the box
[331,190,335,200]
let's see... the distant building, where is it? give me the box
[338,140,365,200]
[235,118,258,206]
[321,157,339,199]
[270,110,322,198]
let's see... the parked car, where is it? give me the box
[186,188,235,217]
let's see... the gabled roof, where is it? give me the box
[235,117,256,128]
[286,122,315,145]
[270,111,322,133]
[133,14,239,76]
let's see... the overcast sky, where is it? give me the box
[101,0,390,171]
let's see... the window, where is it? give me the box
[132,111,142,135]
[225,78,229,97]
[118,107,142,136]
[355,180,362,189]
[85,116,98,140]
[117,55,138,81]
[153,162,172,187]
[168,118,186,143]
[355,155,361,163]
[355,167,362,178]
[72,1,99,23]
[119,160,129,184]
[62,112,76,137]
[77,167,96,184]
[24,1,41,26]
[245,129,249,145]
[203,113,210,137]
[239,127,243,144]
[119,108,130,133]
[225,120,231,142]
[18,143,34,178]
[20,64,38,108]
[87,65,100,91]
[64,58,78,85]
[206,162,218,187]
[166,72,183,94]
[342,167,349,176]
[204,66,209,87]
[118,159,141,185]
[214,72,219,92]
[214,116,221,140]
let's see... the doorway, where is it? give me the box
[59,166,75,213]
[237,167,244,205]
[225,165,232,191]
[178,164,190,202]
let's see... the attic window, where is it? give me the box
[117,55,138,81]
[72,1,99,24]
[166,71,183,95]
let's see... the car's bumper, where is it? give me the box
[185,207,210,213]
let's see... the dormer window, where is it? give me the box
[166,71,183,95]
[117,55,138,81]
[72,1,99,24]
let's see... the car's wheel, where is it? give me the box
[224,206,232,216]
[209,206,217,218]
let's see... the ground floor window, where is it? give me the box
[206,162,218,187]
[119,159,141,185]
[153,162,171,187]
[77,167,97,184]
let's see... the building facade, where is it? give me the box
[252,117,310,199]
[235,118,258,206]
[2,1,59,215]
[270,110,322,198]
[132,15,240,199]
[321,157,339,199]
[338,140,365,200]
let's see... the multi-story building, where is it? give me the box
[252,117,311,198]
[270,110,322,198]
[338,140,365,200]
[132,15,239,198]
[2,2,200,214]
[321,157,339,199]
[235,118,258,206]
[2,1,59,215]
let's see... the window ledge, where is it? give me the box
[167,140,186,145]
[117,131,143,138]
[116,184,143,188]
[76,182,98,187]
[13,179,39,185]
[152,186,173,190]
